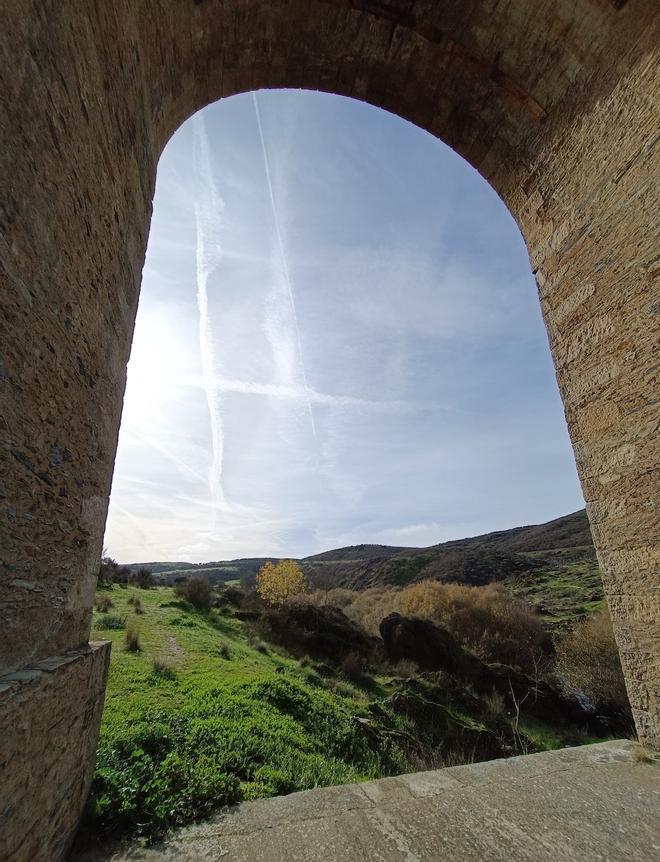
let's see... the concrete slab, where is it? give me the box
[73,741,660,862]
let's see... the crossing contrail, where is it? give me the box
[212,376,414,411]
[252,90,317,441]
[192,111,227,513]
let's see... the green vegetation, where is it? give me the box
[256,559,306,605]
[85,587,400,842]
[94,613,126,630]
[84,572,623,850]
[87,511,622,851]
[507,557,604,626]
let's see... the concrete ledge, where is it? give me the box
[0,642,111,862]
[88,740,660,861]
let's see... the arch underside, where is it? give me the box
[0,1,658,857]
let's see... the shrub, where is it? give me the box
[555,611,630,717]
[218,643,232,660]
[125,625,141,653]
[152,655,176,679]
[128,594,144,614]
[482,690,507,722]
[99,554,133,585]
[173,577,213,610]
[257,603,378,668]
[88,677,390,841]
[256,560,306,606]
[336,581,548,673]
[393,659,418,678]
[94,614,126,630]
[341,586,399,635]
[446,583,548,672]
[95,594,113,613]
[396,581,549,673]
[340,651,366,681]
[215,585,244,609]
[98,555,118,585]
[90,721,241,837]
[130,567,154,589]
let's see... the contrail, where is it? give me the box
[252,91,317,440]
[212,376,415,411]
[192,111,227,513]
[125,425,208,486]
[110,502,149,549]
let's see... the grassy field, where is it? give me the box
[86,586,402,842]
[84,581,609,848]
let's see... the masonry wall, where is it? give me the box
[0,643,110,861]
[0,1,658,858]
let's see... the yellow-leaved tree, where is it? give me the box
[256,559,306,605]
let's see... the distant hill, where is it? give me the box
[298,510,603,624]
[126,511,602,623]
[126,558,279,586]
[297,510,595,591]
[305,544,408,563]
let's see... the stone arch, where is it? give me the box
[0,2,658,858]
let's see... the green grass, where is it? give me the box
[87,587,400,841]
[86,583,609,846]
[518,716,603,751]
[507,558,604,626]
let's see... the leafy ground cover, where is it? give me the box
[81,583,610,850]
[507,557,604,626]
[85,586,403,843]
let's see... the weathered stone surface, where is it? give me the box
[71,741,660,861]
[0,642,111,862]
[0,0,658,856]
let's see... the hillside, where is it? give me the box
[76,580,615,854]
[299,510,594,588]
[298,510,602,625]
[125,511,603,625]
[127,558,279,585]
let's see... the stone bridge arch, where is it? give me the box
[0,2,658,858]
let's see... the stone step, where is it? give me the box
[75,740,660,861]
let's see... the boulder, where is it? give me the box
[379,613,481,678]
[260,603,380,664]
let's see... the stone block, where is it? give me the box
[0,643,111,862]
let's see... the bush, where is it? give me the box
[334,581,549,673]
[215,585,244,609]
[174,577,213,610]
[256,560,306,606]
[95,594,113,613]
[334,582,550,673]
[94,614,126,630]
[448,583,548,672]
[125,625,141,653]
[555,611,631,718]
[340,586,399,636]
[152,655,176,679]
[218,643,232,660]
[130,567,154,589]
[393,659,418,678]
[128,594,144,614]
[90,721,241,837]
[340,651,366,681]
[258,603,378,667]
[99,555,133,585]
[87,677,390,841]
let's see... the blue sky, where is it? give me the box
[104,90,584,563]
